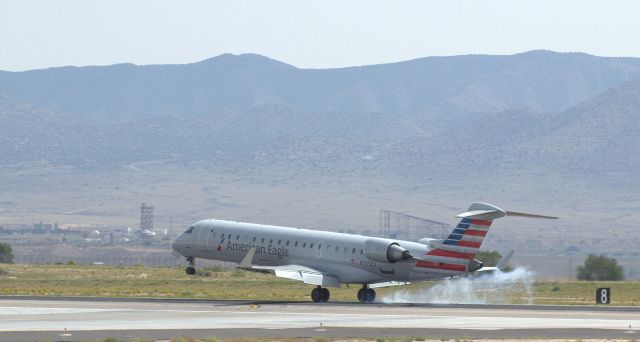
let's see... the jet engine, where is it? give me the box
[364,238,413,263]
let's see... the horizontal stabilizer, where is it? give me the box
[456,203,558,220]
[506,211,558,219]
[456,209,505,220]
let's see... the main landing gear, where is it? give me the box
[311,286,330,302]
[357,285,376,303]
[185,256,196,275]
[310,285,375,303]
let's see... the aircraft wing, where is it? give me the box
[369,281,410,289]
[238,248,340,287]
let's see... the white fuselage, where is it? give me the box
[171,219,467,285]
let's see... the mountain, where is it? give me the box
[2,50,640,127]
[520,79,640,173]
[394,78,640,183]
[1,50,640,180]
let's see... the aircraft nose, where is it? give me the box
[171,233,183,252]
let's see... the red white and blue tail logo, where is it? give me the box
[440,217,492,253]
[415,202,557,274]
[415,217,493,272]
[416,202,505,273]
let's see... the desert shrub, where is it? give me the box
[0,243,13,263]
[577,254,624,281]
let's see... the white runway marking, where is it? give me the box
[0,307,125,315]
[1,300,639,332]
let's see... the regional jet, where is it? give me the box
[171,202,556,303]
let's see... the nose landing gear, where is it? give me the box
[357,285,376,303]
[311,286,330,302]
[185,256,196,275]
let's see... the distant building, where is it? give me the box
[32,222,59,234]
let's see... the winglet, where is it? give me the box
[496,250,514,270]
[239,247,256,269]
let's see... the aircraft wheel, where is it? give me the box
[357,288,367,303]
[320,288,330,302]
[311,287,321,302]
[366,288,376,303]
[185,266,196,275]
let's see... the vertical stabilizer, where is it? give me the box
[415,203,555,274]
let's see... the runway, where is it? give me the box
[1,296,639,341]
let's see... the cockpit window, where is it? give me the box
[185,226,194,234]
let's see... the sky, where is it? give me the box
[2,0,640,71]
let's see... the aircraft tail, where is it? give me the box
[436,202,506,258]
[416,203,556,272]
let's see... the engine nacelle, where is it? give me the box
[364,238,412,263]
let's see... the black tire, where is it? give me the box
[366,288,376,303]
[311,288,321,302]
[185,266,196,275]
[320,288,330,302]
[357,288,367,303]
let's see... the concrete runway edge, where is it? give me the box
[1,296,639,341]
[1,327,639,341]
[2,295,639,312]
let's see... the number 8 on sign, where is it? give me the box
[596,288,610,304]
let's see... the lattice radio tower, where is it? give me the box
[140,203,154,231]
[379,209,451,241]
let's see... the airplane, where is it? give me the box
[171,202,557,303]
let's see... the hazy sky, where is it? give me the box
[2,0,640,71]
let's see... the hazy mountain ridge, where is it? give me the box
[1,51,640,183]
[2,50,640,123]
[396,78,640,183]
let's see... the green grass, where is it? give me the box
[0,264,639,305]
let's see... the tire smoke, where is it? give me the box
[381,267,535,304]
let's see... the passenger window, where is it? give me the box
[303,242,306,248]
[335,246,339,252]
[227,234,231,239]
[269,239,273,244]
[310,243,314,248]
[236,235,240,240]
[352,248,356,254]
[295,241,299,247]
[286,241,290,246]
[261,238,265,243]
[278,240,281,245]
[360,249,363,255]
[252,237,256,242]
[343,247,347,253]
[318,244,322,249]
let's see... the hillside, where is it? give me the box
[1,50,640,177]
